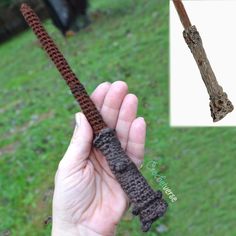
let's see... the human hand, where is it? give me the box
[52,81,146,236]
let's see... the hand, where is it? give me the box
[52,81,146,236]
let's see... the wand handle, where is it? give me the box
[173,0,233,121]
[183,26,234,121]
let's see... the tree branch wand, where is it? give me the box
[20,3,167,232]
[173,0,234,122]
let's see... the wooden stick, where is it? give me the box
[173,0,234,122]
[173,0,191,29]
[20,3,168,232]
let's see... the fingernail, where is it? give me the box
[138,117,145,122]
[75,113,81,127]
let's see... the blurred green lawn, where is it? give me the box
[1,0,236,235]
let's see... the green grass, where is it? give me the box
[0,0,236,235]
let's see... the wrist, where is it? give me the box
[52,222,116,236]
[52,222,77,236]
[79,225,115,236]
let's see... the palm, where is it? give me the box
[53,81,146,235]
[78,150,128,232]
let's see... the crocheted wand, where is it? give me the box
[20,3,167,232]
[173,0,234,122]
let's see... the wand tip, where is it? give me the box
[20,3,31,14]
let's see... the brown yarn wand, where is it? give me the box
[20,3,167,232]
[173,0,234,122]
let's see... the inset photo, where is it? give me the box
[170,0,236,126]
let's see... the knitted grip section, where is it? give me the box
[20,4,106,134]
[94,128,168,232]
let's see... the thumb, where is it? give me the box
[59,112,93,171]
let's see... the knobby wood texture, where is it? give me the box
[20,3,168,232]
[183,26,234,122]
[174,0,233,122]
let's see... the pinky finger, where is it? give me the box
[126,117,146,168]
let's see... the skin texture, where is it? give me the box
[52,81,146,236]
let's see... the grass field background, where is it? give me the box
[1,0,236,235]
